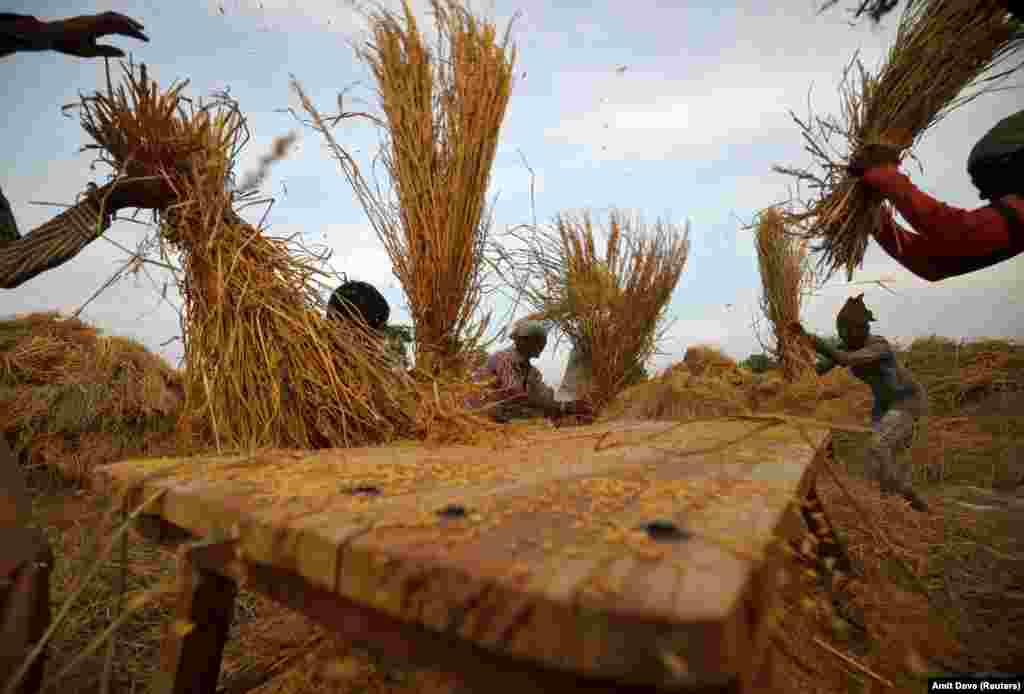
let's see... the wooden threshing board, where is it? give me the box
[91,418,830,692]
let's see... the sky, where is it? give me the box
[2,0,1022,387]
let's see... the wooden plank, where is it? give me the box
[153,540,238,694]
[0,434,31,528]
[187,542,743,694]
[94,418,828,690]
[0,527,52,694]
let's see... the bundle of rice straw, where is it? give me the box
[774,0,1023,280]
[509,209,689,410]
[294,0,516,377]
[76,62,489,451]
[753,207,818,382]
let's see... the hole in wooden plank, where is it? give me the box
[436,504,468,519]
[342,484,382,496]
[641,520,691,542]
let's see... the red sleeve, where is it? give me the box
[864,166,1018,280]
[0,14,48,58]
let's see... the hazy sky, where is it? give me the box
[2,0,1022,386]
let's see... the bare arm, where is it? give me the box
[524,367,562,416]
[816,355,838,376]
[815,335,892,369]
[0,11,148,60]
[0,13,48,57]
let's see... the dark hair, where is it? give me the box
[969,148,1024,202]
[967,109,1024,201]
[327,281,390,330]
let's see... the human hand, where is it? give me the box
[46,12,148,58]
[847,143,902,178]
[91,174,178,212]
[561,400,596,423]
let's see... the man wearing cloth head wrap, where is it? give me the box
[792,295,930,512]
[471,319,594,423]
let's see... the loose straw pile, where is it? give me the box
[775,0,1023,280]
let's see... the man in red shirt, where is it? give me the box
[822,0,1024,25]
[851,108,1024,282]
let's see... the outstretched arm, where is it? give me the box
[865,166,1021,281]
[0,188,113,289]
[1,177,176,289]
[1,12,147,59]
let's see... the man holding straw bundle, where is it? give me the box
[470,319,594,424]
[1,11,173,290]
[1,11,155,693]
[792,295,930,512]
[851,110,1024,282]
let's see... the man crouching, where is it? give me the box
[471,319,594,424]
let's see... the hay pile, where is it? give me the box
[295,0,516,376]
[901,336,1024,415]
[0,312,186,481]
[753,207,818,381]
[603,345,752,421]
[605,344,871,424]
[75,62,490,451]
[775,0,1023,279]
[680,344,743,380]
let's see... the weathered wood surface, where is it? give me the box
[92,418,829,690]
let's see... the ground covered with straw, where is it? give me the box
[8,319,1021,693]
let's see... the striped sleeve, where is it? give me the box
[0,194,108,289]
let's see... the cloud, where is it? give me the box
[207,0,365,33]
[540,5,899,163]
[318,221,401,290]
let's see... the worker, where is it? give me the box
[327,280,391,331]
[791,295,930,512]
[851,108,1023,282]
[1,11,153,693]
[823,0,1023,25]
[470,319,594,424]
[1,11,173,289]
[326,280,409,370]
